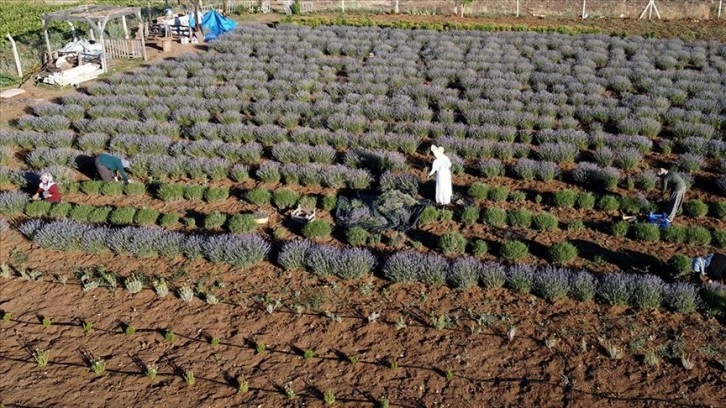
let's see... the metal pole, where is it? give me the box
[718,0,722,18]
[6,33,22,77]
[394,0,399,14]
[582,0,586,19]
[341,0,345,13]
[516,0,520,17]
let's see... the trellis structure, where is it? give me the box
[41,5,147,73]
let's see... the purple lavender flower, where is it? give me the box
[383,250,422,283]
[506,264,535,293]
[569,270,596,301]
[335,247,377,279]
[278,240,313,271]
[448,257,484,289]
[479,261,506,289]
[630,274,665,309]
[598,274,632,306]
[305,244,339,277]
[534,266,571,302]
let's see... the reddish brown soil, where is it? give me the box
[1,227,725,408]
[2,13,726,408]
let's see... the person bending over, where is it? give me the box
[95,153,131,183]
[657,168,686,222]
[692,253,726,283]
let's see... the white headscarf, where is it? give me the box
[39,173,56,192]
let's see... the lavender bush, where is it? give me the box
[598,274,632,306]
[448,257,483,289]
[335,247,376,279]
[534,266,571,302]
[506,264,535,294]
[0,191,29,216]
[278,240,312,271]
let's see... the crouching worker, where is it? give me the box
[95,153,131,183]
[32,173,61,203]
[692,253,726,283]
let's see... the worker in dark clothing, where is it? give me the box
[657,168,686,222]
[95,153,131,183]
[692,253,726,282]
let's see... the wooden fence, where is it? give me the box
[104,38,147,61]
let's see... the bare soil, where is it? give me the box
[1,13,726,408]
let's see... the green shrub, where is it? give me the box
[549,241,578,264]
[460,206,480,226]
[711,201,726,219]
[88,206,112,223]
[534,194,542,204]
[123,182,146,197]
[80,180,103,195]
[49,202,72,219]
[245,188,271,205]
[302,219,332,239]
[667,253,692,277]
[685,226,711,246]
[468,182,488,199]
[183,185,206,201]
[470,239,488,257]
[713,229,726,248]
[438,209,453,221]
[631,223,660,242]
[319,195,337,211]
[596,195,620,212]
[488,186,509,202]
[482,207,507,227]
[62,180,79,194]
[499,240,529,262]
[509,190,526,203]
[273,188,300,210]
[576,192,596,210]
[507,209,532,228]
[552,189,577,208]
[24,200,52,217]
[566,220,584,231]
[135,208,160,226]
[204,187,230,203]
[418,206,438,225]
[227,214,258,234]
[346,226,369,246]
[611,221,629,236]
[683,200,708,218]
[69,204,94,221]
[109,206,137,225]
[298,195,317,209]
[532,212,558,231]
[157,184,184,202]
[100,182,123,196]
[661,225,686,243]
[204,211,227,230]
[618,196,643,215]
[159,212,180,228]
[184,217,196,228]
[438,232,467,255]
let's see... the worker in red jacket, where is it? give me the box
[32,172,62,203]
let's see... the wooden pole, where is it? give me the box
[341,0,345,13]
[516,0,520,17]
[394,0,399,14]
[193,0,204,42]
[719,0,722,18]
[6,33,22,77]
[582,0,587,18]
[121,15,129,39]
[43,19,53,58]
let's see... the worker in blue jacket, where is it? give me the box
[95,153,131,183]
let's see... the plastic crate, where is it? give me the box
[648,212,670,228]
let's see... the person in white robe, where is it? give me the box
[428,145,452,205]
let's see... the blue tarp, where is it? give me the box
[188,10,237,41]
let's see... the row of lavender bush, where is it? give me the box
[18,219,269,268]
